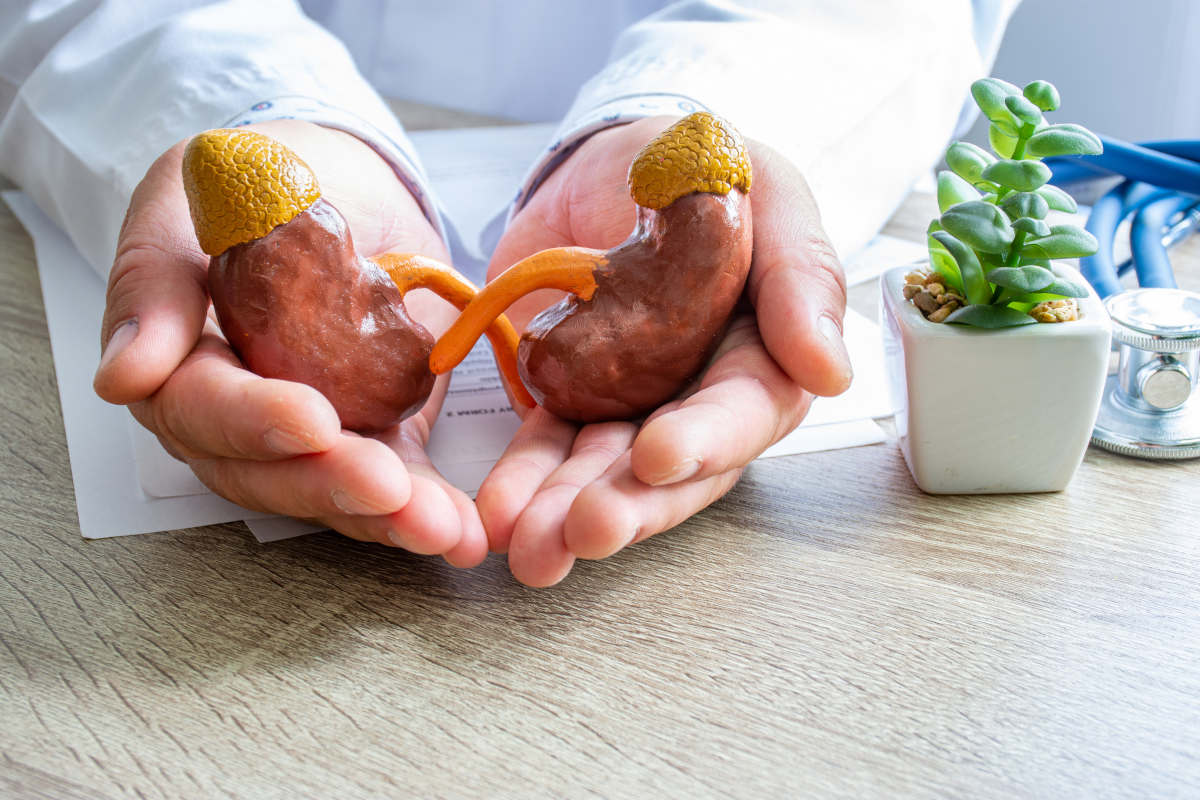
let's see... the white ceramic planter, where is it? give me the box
[880,263,1112,494]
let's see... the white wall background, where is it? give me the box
[969,0,1200,143]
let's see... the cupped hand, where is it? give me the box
[93,120,487,567]
[477,116,853,586]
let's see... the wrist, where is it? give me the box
[524,116,684,210]
[234,120,443,262]
[224,96,446,247]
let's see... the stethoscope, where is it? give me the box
[1045,137,1200,459]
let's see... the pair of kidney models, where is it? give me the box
[182,112,753,432]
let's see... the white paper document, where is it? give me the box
[4,191,279,538]
[8,122,904,543]
[424,339,522,489]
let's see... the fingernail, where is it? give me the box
[331,488,386,515]
[647,457,701,486]
[264,426,320,455]
[817,314,853,382]
[98,318,138,372]
[385,529,410,549]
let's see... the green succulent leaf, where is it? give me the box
[931,231,990,306]
[986,265,1056,294]
[1026,123,1103,158]
[937,170,982,213]
[928,243,962,291]
[1005,94,1044,126]
[971,78,1022,123]
[926,221,964,291]
[1011,280,1090,303]
[990,116,1021,138]
[1012,217,1052,237]
[945,303,1039,328]
[930,78,1092,326]
[981,158,1052,192]
[989,124,1018,158]
[1041,277,1090,298]
[1034,183,1079,213]
[1022,224,1100,259]
[945,141,995,183]
[940,200,1015,254]
[1023,80,1061,112]
[1000,191,1049,220]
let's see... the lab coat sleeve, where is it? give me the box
[0,0,442,280]
[511,0,1021,260]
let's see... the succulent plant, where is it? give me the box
[924,78,1101,328]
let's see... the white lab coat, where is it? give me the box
[0,0,1017,280]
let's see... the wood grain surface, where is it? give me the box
[2,110,1199,799]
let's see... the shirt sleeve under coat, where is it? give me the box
[0,0,438,279]
[512,0,1020,260]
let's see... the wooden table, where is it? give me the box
[3,108,1199,799]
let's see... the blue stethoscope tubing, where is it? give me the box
[1045,137,1200,298]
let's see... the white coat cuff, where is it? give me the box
[225,96,448,245]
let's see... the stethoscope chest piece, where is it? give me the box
[1092,288,1200,459]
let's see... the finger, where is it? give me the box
[745,142,852,397]
[475,408,577,553]
[95,142,211,405]
[507,422,637,587]
[187,433,411,519]
[380,473,462,555]
[129,323,341,460]
[372,413,488,566]
[438,481,490,568]
[564,454,743,561]
[310,480,455,555]
[630,317,813,486]
[316,471,483,563]
[323,520,378,544]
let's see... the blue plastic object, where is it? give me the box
[1045,137,1200,298]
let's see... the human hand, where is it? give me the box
[93,120,487,566]
[477,116,852,586]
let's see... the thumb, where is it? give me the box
[745,142,852,397]
[484,195,577,332]
[94,142,210,405]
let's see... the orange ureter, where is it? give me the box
[427,246,606,376]
[371,252,535,410]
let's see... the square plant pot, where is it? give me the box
[880,262,1111,494]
